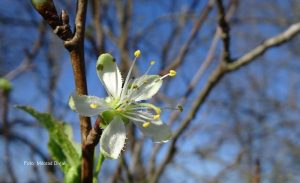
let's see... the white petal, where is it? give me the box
[130,75,162,101]
[96,53,122,98]
[134,120,172,143]
[71,94,109,117]
[100,116,126,159]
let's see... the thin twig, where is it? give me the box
[5,22,46,80]
[216,0,231,62]
[1,90,17,183]
[160,0,215,75]
[227,22,300,71]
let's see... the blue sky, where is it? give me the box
[1,0,300,182]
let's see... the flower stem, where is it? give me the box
[94,152,105,180]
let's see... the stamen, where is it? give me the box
[155,107,161,114]
[144,60,155,75]
[120,50,141,103]
[138,103,161,114]
[121,113,148,123]
[162,105,183,112]
[153,114,160,120]
[143,122,151,128]
[160,70,177,80]
[89,103,98,109]
[125,111,153,120]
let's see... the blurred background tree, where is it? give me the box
[1,0,300,182]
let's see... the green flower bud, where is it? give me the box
[31,0,59,29]
[0,78,12,93]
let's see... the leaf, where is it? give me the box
[17,106,80,170]
[64,164,81,183]
[48,139,70,173]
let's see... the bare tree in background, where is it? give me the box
[1,0,300,182]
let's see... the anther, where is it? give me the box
[134,50,141,58]
[153,115,160,120]
[155,108,161,114]
[116,108,123,112]
[89,103,98,109]
[169,70,176,77]
[143,122,151,128]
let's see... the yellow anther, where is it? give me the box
[116,108,123,112]
[143,122,151,128]
[134,50,141,58]
[150,61,155,65]
[155,107,161,115]
[89,103,98,109]
[153,115,160,120]
[169,70,176,77]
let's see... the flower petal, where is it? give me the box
[100,116,126,159]
[133,120,172,143]
[96,53,122,98]
[130,75,162,101]
[70,94,109,117]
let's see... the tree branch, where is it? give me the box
[216,0,232,62]
[153,21,300,182]
[32,0,92,182]
[227,22,300,71]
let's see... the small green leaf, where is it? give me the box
[64,164,81,183]
[17,106,80,168]
[48,139,70,173]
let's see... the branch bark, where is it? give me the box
[65,1,92,182]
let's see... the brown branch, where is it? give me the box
[64,0,87,49]
[90,0,105,54]
[32,0,93,182]
[216,0,231,62]
[1,90,16,183]
[86,116,103,147]
[251,158,261,183]
[63,1,93,182]
[32,0,72,41]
